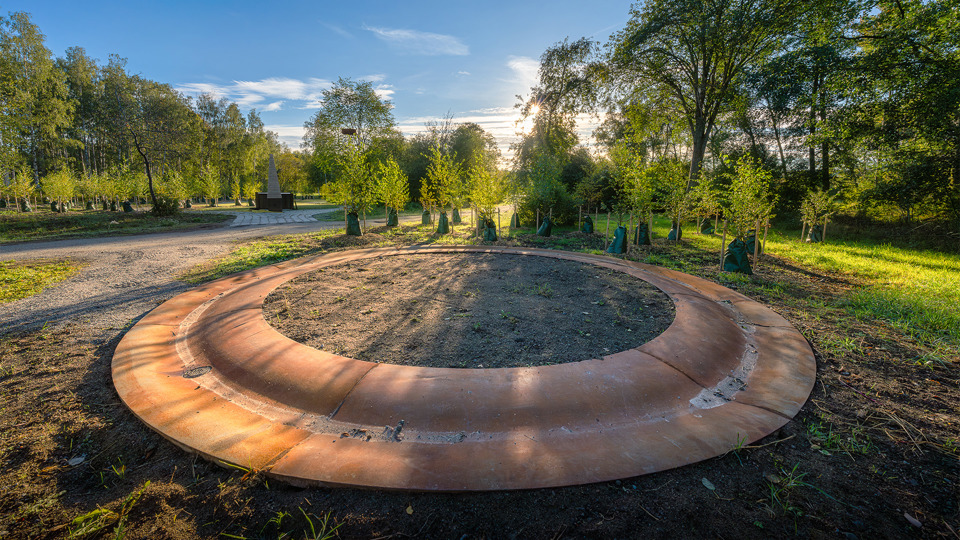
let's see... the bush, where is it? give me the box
[151,194,181,217]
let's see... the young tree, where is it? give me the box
[327,143,376,219]
[691,173,723,232]
[726,155,776,240]
[614,144,657,231]
[468,151,506,220]
[653,159,694,240]
[423,145,462,215]
[200,164,221,206]
[42,168,75,211]
[7,164,35,211]
[800,188,837,241]
[376,156,409,224]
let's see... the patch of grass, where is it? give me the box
[0,259,84,303]
[180,232,339,283]
[0,208,231,243]
[806,416,875,456]
[315,204,423,223]
[687,227,960,353]
[768,235,960,347]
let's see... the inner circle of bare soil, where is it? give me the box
[263,253,676,368]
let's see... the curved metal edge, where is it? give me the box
[112,246,816,491]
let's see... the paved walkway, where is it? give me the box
[225,209,325,227]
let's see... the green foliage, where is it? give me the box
[692,174,723,225]
[653,159,693,227]
[42,168,76,204]
[608,0,803,180]
[326,143,376,214]
[422,145,462,209]
[375,156,409,214]
[517,153,577,225]
[241,178,260,202]
[613,143,655,218]
[799,188,836,229]
[200,164,221,205]
[725,156,776,239]
[5,164,36,209]
[469,155,507,218]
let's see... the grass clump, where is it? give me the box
[0,259,84,303]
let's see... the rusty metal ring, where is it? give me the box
[113,246,815,491]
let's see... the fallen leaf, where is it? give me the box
[764,474,781,484]
[406,505,413,515]
[904,512,922,528]
[701,478,716,491]
[67,456,85,466]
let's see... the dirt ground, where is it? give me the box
[264,253,674,368]
[0,227,958,539]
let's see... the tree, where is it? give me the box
[103,63,198,214]
[376,156,409,223]
[726,155,777,239]
[276,150,308,195]
[800,188,837,240]
[450,122,500,173]
[57,46,100,177]
[515,38,599,167]
[6,164,35,211]
[42,168,75,211]
[303,77,396,153]
[326,143,376,218]
[0,12,72,181]
[200,164,220,206]
[423,145,462,213]
[469,153,506,219]
[833,0,960,222]
[614,143,656,225]
[608,0,803,185]
[691,173,723,232]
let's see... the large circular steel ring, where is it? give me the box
[113,246,815,491]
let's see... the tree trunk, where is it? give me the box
[770,105,789,179]
[688,123,708,190]
[808,70,820,186]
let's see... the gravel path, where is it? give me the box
[0,216,341,339]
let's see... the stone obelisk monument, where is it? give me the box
[266,154,282,212]
[256,153,292,211]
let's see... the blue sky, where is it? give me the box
[9,1,631,155]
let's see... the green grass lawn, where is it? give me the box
[0,259,84,303]
[0,208,232,243]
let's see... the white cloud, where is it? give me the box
[176,83,227,98]
[364,25,469,56]
[264,124,306,148]
[457,70,471,76]
[361,73,387,82]
[397,109,600,164]
[176,77,332,113]
[374,84,395,100]
[507,55,539,92]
